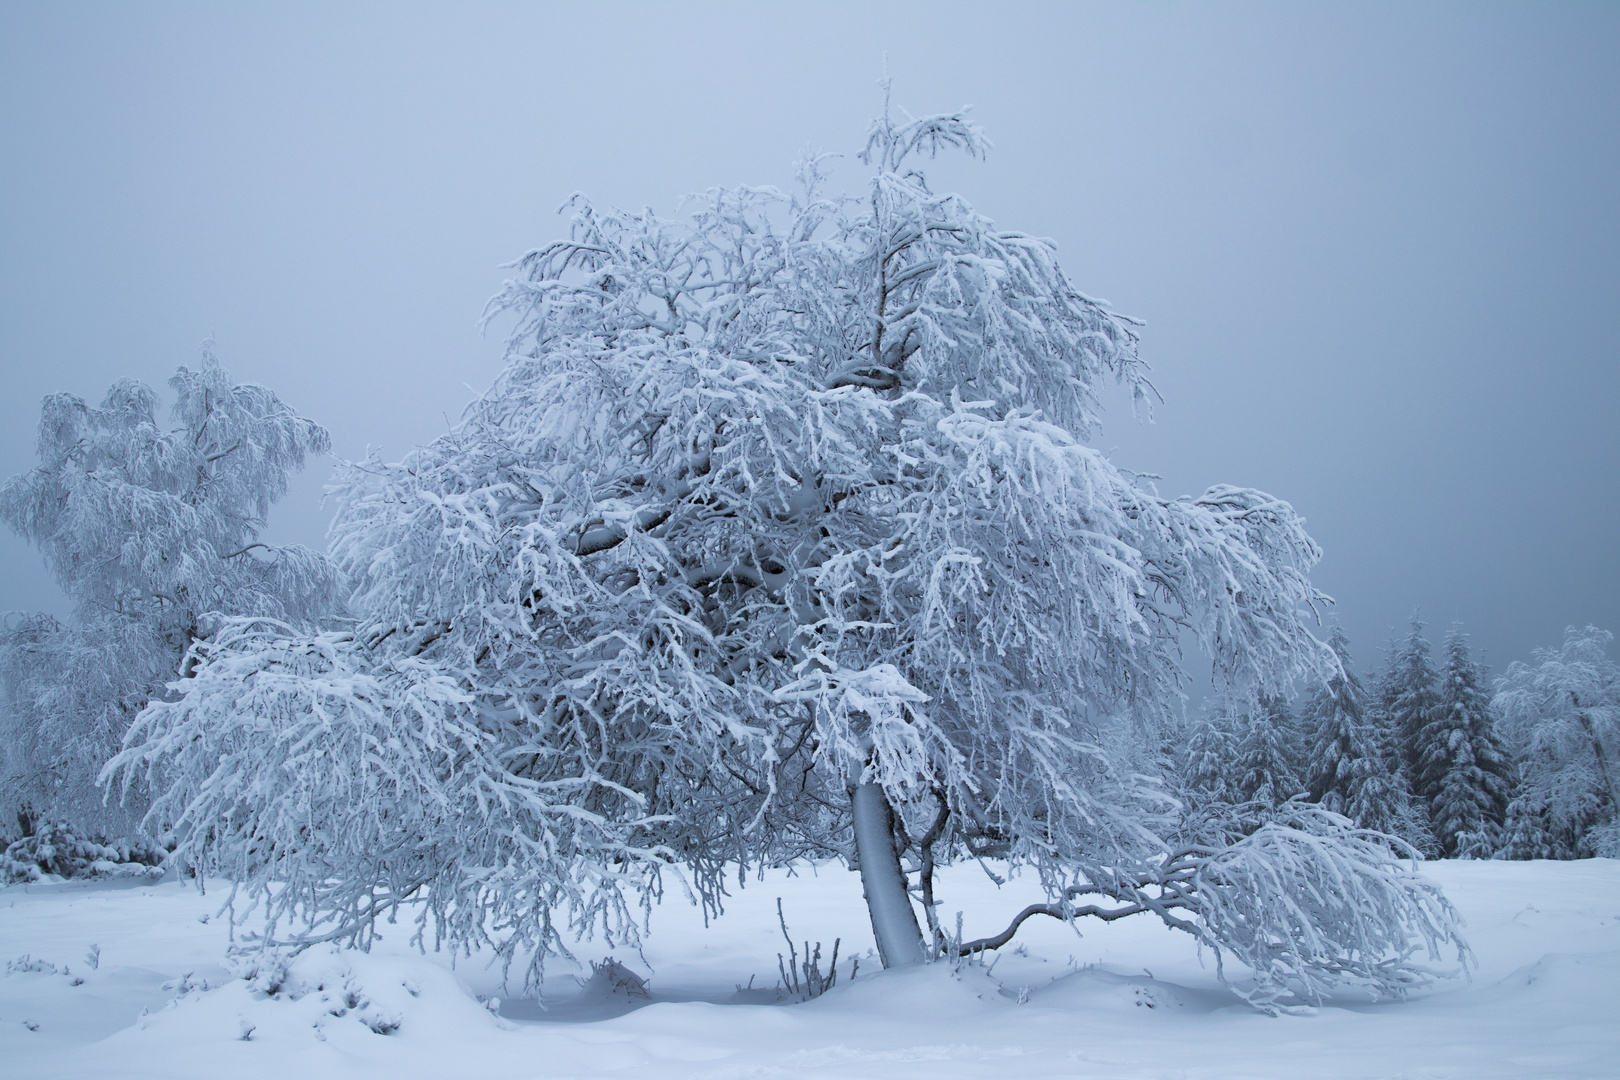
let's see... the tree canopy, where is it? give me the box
[106,102,1467,1008]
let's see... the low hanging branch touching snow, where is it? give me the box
[957,804,1469,1011]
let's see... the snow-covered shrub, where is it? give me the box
[223,945,417,1038]
[581,957,650,1003]
[1,820,164,883]
[773,898,852,1001]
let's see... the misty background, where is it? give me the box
[2,1,1615,686]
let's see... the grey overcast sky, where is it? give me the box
[2,1,1616,681]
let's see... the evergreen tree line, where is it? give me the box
[1180,618,1620,860]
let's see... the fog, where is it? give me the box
[3,1,1615,680]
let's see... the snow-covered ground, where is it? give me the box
[3,858,1616,1079]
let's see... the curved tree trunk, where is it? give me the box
[852,782,926,968]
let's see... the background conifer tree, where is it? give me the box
[1305,628,1377,812]
[1369,628,1439,854]
[1182,704,1240,810]
[1417,628,1514,857]
[1383,616,1442,806]
[1236,695,1304,809]
[1305,627,1423,840]
[1499,789,1567,860]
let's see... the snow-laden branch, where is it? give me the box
[958,805,1468,1011]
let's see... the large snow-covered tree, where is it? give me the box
[2,354,340,834]
[113,102,1467,1007]
[1494,626,1620,857]
[1417,627,1513,858]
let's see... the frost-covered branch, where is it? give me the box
[958,805,1468,1010]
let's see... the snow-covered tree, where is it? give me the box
[113,100,1467,1006]
[1180,703,1241,810]
[1362,620,1446,855]
[1379,615,1441,796]
[1304,628,1424,842]
[1416,628,1513,858]
[1236,695,1306,809]
[2,353,340,834]
[1494,626,1620,857]
[1305,629,1376,810]
[1178,692,1303,820]
[1499,789,1568,860]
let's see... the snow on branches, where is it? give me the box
[1,353,340,834]
[108,99,1469,1006]
[1190,805,1468,1010]
[105,618,665,985]
[1495,626,1620,857]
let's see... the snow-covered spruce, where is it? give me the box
[1180,702,1242,811]
[113,99,1468,1006]
[2,353,341,837]
[1173,691,1305,823]
[1381,616,1443,799]
[1303,628,1426,845]
[1234,695,1306,810]
[1367,617,1443,854]
[1416,627,1513,858]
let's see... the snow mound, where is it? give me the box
[4,859,1619,1078]
[117,943,504,1052]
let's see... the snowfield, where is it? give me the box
[2,859,1616,1079]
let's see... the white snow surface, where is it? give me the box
[2,859,1616,1078]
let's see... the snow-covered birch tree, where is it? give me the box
[114,99,1468,1007]
[3,353,340,836]
[1494,626,1620,857]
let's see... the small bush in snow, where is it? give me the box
[1,821,165,884]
